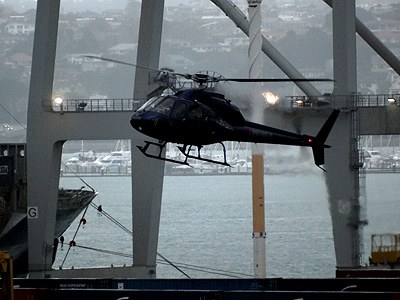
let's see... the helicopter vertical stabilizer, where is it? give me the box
[316,109,340,144]
[312,109,340,169]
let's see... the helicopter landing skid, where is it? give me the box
[137,141,230,167]
[137,141,190,165]
[177,144,230,167]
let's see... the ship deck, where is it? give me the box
[8,277,400,299]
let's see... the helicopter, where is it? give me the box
[86,56,339,169]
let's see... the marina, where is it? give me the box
[60,142,400,176]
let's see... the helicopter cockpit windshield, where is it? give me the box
[137,96,175,116]
[137,96,162,111]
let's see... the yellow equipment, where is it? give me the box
[0,251,14,300]
[370,233,400,267]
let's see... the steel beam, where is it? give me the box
[131,0,166,277]
[323,0,400,76]
[331,0,357,96]
[211,0,323,97]
[325,0,362,268]
[27,0,166,279]
[26,0,61,277]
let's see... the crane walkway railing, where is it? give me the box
[43,94,400,113]
[42,98,144,113]
[287,94,400,109]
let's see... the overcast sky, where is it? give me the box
[5,0,400,14]
[3,0,250,13]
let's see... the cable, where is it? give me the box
[156,252,190,278]
[59,241,253,278]
[0,103,27,130]
[61,242,133,259]
[58,161,97,267]
[61,161,96,192]
[158,261,254,278]
[89,202,190,277]
[90,202,132,236]
[58,169,252,278]
[60,204,90,268]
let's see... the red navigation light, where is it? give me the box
[308,139,312,143]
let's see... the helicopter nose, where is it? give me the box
[130,114,146,132]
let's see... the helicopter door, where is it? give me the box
[186,105,205,138]
[171,102,187,120]
[170,102,189,136]
[187,106,203,123]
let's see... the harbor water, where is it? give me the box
[54,173,400,278]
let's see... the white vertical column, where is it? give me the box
[26,0,61,278]
[248,0,263,82]
[131,0,166,278]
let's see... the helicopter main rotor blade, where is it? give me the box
[217,78,334,82]
[83,55,194,78]
[83,56,334,84]
[83,55,161,72]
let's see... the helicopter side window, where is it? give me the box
[187,106,203,121]
[171,102,187,120]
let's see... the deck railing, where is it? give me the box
[43,98,144,113]
[287,94,400,109]
[44,94,400,113]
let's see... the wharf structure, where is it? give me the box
[25,0,400,280]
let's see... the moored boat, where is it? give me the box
[0,143,97,275]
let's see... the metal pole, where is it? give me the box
[323,0,400,76]
[248,0,266,278]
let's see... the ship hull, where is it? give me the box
[0,189,97,275]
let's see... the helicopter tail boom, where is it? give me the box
[240,109,340,169]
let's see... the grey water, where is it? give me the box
[54,173,400,278]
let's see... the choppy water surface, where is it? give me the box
[55,173,398,278]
